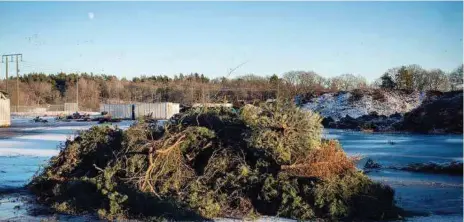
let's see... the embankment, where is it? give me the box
[303,90,463,133]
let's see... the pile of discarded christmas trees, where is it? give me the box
[29,100,403,221]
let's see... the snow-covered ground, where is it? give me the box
[0,119,134,190]
[11,111,101,118]
[0,119,135,221]
[302,91,423,120]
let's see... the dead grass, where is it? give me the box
[372,89,387,102]
[282,140,355,179]
[348,89,364,103]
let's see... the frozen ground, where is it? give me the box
[0,118,462,221]
[0,118,134,190]
[0,118,134,221]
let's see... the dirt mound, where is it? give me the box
[302,89,421,121]
[401,91,463,133]
[28,101,403,221]
[396,161,463,176]
[325,112,403,132]
[362,159,463,176]
[312,90,462,134]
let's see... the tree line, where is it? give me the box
[0,64,461,111]
[378,64,463,91]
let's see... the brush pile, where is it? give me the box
[28,101,402,221]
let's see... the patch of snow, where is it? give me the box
[11,111,101,118]
[322,133,341,140]
[17,125,92,131]
[15,134,75,142]
[302,91,422,121]
[0,120,136,158]
[0,148,59,157]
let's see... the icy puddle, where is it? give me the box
[0,118,134,221]
[0,122,462,221]
[0,119,134,189]
[324,129,463,221]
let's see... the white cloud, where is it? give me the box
[88,12,94,20]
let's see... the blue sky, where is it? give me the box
[0,1,462,81]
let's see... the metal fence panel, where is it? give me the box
[167,102,180,119]
[11,105,64,112]
[101,103,180,120]
[134,102,179,119]
[192,103,233,108]
[100,104,133,119]
[47,105,65,112]
[0,98,11,127]
[135,102,163,119]
[64,103,78,112]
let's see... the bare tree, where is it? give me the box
[449,65,463,91]
[427,69,449,91]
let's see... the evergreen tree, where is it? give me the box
[380,73,396,90]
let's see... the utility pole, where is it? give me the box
[76,75,79,111]
[2,54,22,109]
[15,55,20,110]
[2,56,9,93]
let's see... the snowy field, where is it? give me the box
[0,118,462,221]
